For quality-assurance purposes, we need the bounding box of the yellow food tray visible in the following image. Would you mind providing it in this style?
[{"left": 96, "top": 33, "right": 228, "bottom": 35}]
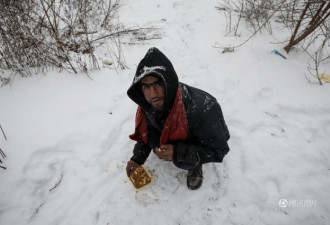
[{"left": 129, "top": 165, "right": 153, "bottom": 189}]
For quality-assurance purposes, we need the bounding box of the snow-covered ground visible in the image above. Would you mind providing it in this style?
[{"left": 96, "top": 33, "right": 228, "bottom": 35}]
[{"left": 1, "top": 0, "right": 330, "bottom": 224}]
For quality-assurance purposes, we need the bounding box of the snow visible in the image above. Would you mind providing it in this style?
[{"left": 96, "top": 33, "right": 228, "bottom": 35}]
[
  {"left": 133, "top": 66, "right": 166, "bottom": 83},
  {"left": 1, "top": 0, "right": 330, "bottom": 224}
]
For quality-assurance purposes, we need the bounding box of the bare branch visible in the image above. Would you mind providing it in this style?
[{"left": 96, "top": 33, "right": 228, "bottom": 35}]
[
  {"left": 284, "top": 1, "right": 312, "bottom": 53},
  {"left": 0, "top": 124, "right": 7, "bottom": 140},
  {"left": 49, "top": 174, "right": 64, "bottom": 192},
  {"left": 0, "top": 148, "right": 6, "bottom": 170},
  {"left": 284, "top": 2, "right": 330, "bottom": 53}
]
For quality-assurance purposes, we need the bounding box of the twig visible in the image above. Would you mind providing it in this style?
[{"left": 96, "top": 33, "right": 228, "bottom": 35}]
[
  {"left": 49, "top": 174, "right": 63, "bottom": 191},
  {"left": 172, "top": 185, "right": 180, "bottom": 194},
  {"left": 234, "top": 2, "right": 244, "bottom": 36},
  {"left": 284, "top": 2, "right": 330, "bottom": 53},
  {"left": 90, "top": 28, "right": 157, "bottom": 43},
  {"left": 0, "top": 148, "right": 6, "bottom": 158},
  {"left": 299, "top": 42, "right": 328, "bottom": 85},
  {"left": 0, "top": 148, "right": 6, "bottom": 169},
  {"left": 234, "top": 0, "right": 287, "bottom": 49},
  {"left": 30, "top": 202, "right": 45, "bottom": 221},
  {"left": 0, "top": 124, "right": 7, "bottom": 140},
  {"left": 215, "top": 0, "right": 287, "bottom": 51}
]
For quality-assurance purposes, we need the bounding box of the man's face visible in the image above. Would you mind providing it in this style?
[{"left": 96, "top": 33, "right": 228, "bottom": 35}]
[{"left": 141, "top": 76, "right": 165, "bottom": 111}]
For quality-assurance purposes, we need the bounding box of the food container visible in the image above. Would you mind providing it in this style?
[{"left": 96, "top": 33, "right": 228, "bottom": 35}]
[{"left": 129, "top": 165, "right": 153, "bottom": 189}]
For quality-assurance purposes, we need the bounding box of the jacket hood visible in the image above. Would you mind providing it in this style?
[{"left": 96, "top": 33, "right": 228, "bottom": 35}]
[{"left": 127, "top": 47, "right": 179, "bottom": 111}]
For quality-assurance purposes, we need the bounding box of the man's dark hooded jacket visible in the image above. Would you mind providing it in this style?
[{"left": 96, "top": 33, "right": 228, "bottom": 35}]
[{"left": 127, "top": 47, "right": 230, "bottom": 170}]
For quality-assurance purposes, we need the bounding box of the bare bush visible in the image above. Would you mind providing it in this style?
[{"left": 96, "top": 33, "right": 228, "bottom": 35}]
[
  {"left": 283, "top": 1, "right": 329, "bottom": 53},
  {"left": 0, "top": 0, "right": 145, "bottom": 79},
  {"left": 217, "top": 0, "right": 282, "bottom": 36},
  {"left": 217, "top": 0, "right": 329, "bottom": 85},
  {"left": 279, "top": 1, "right": 329, "bottom": 85},
  {"left": 305, "top": 43, "right": 329, "bottom": 85},
  {"left": 218, "top": 0, "right": 329, "bottom": 51}
]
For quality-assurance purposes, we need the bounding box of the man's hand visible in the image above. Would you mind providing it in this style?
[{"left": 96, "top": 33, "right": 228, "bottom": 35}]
[
  {"left": 126, "top": 160, "right": 140, "bottom": 177},
  {"left": 155, "top": 144, "right": 174, "bottom": 161}
]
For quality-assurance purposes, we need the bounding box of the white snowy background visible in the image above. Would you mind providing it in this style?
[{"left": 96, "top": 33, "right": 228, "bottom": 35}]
[{"left": 1, "top": 0, "right": 330, "bottom": 224}]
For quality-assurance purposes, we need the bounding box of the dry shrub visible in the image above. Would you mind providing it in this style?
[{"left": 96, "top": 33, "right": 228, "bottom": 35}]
[{"left": 0, "top": 0, "right": 139, "bottom": 80}]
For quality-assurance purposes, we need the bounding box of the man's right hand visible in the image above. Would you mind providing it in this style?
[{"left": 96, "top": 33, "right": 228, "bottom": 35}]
[{"left": 126, "top": 160, "right": 140, "bottom": 177}]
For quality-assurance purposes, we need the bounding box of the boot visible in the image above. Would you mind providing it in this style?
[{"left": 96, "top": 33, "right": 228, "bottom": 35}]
[{"left": 187, "top": 166, "right": 203, "bottom": 190}]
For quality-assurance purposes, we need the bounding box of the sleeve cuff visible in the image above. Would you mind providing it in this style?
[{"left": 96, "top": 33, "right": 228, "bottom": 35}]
[{"left": 130, "top": 155, "right": 144, "bottom": 165}]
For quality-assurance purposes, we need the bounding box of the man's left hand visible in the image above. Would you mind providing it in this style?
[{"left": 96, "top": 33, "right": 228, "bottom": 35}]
[{"left": 155, "top": 144, "right": 174, "bottom": 161}]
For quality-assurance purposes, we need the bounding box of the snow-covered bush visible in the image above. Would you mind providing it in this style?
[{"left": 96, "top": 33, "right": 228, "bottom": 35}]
[
  {"left": 0, "top": 0, "right": 128, "bottom": 77},
  {"left": 218, "top": 0, "right": 329, "bottom": 84}
]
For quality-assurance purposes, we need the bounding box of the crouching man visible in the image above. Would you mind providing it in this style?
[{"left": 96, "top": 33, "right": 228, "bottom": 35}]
[{"left": 126, "top": 47, "right": 230, "bottom": 190}]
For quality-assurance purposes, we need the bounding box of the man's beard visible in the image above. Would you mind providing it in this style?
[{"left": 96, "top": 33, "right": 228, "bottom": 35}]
[
  {"left": 151, "top": 103, "right": 166, "bottom": 112},
  {"left": 149, "top": 97, "right": 165, "bottom": 112}
]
